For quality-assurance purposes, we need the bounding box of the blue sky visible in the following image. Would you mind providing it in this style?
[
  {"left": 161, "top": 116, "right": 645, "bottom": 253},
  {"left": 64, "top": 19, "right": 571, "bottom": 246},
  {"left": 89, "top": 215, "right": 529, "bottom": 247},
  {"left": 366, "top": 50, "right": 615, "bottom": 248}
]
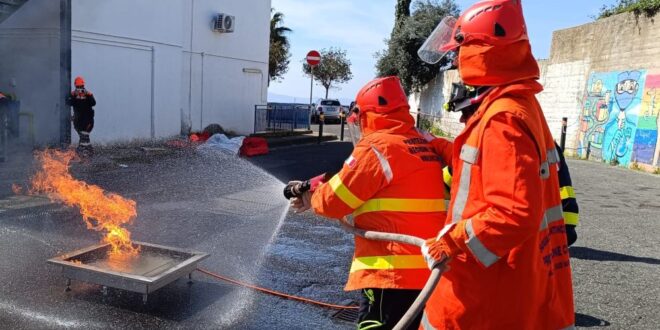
[{"left": 269, "top": 0, "right": 617, "bottom": 103}]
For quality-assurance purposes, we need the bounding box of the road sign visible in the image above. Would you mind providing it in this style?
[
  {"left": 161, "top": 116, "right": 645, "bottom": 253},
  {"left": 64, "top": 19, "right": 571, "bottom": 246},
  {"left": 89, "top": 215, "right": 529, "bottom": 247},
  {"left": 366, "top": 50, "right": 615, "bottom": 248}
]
[{"left": 306, "top": 50, "right": 321, "bottom": 66}]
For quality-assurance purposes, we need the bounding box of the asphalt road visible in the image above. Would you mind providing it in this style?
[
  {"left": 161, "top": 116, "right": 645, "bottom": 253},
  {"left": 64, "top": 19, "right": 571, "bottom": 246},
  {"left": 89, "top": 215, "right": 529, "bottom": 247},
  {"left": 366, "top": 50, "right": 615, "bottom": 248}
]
[{"left": 0, "top": 141, "right": 657, "bottom": 329}]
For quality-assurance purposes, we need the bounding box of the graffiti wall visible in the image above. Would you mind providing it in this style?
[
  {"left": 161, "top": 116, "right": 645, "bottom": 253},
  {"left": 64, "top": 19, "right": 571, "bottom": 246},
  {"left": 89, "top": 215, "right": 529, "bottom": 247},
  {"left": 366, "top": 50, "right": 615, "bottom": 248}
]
[
  {"left": 577, "top": 70, "right": 660, "bottom": 167},
  {"left": 633, "top": 74, "right": 660, "bottom": 167}
]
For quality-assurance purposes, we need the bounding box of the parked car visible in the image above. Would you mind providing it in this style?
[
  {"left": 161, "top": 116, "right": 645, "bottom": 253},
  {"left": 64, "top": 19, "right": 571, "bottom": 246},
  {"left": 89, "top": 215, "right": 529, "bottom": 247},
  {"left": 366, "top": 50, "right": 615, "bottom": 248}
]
[{"left": 313, "top": 99, "right": 342, "bottom": 123}]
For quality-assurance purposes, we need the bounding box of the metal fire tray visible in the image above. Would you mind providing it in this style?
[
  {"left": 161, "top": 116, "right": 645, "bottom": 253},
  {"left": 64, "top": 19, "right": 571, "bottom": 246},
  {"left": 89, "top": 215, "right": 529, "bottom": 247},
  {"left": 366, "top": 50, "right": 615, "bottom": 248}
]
[{"left": 47, "top": 241, "right": 209, "bottom": 303}]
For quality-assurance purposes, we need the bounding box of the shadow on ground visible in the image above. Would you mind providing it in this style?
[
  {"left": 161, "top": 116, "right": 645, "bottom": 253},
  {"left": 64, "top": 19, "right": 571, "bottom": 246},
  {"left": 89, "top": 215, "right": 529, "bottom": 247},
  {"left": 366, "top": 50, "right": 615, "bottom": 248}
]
[
  {"left": 67, "top": 279, "right": 230, "bottom": 322},
  {"left": 575, "top": 313, "right": 611, "bottom": 327},
  {"left": 570, "top": 247, "right": 660, "bottom": 265}
]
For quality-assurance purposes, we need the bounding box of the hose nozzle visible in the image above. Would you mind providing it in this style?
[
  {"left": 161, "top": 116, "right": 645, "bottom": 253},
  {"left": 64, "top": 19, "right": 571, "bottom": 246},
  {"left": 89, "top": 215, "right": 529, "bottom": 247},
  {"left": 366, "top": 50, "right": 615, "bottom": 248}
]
[{"left": 283, "top": 180, "right": 311, "bottom": 200}]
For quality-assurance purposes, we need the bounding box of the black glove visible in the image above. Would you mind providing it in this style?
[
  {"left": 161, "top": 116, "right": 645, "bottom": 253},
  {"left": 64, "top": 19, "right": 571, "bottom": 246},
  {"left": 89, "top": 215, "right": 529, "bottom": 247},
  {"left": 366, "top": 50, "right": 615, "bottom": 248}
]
[{"left": 565, "top": 225, "right": 577, "bottom": 247}]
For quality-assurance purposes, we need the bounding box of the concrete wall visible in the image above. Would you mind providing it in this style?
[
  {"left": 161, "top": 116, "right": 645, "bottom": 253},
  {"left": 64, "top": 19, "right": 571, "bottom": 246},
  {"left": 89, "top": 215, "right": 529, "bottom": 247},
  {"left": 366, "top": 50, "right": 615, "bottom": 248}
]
[
  {"left": 408, "top": 69, "right": 466, "bottom": 138},
  {"left": 411, "top": 11, "right": 660, "bottom": 170},
  {"left": 541, "top": 12, "right": 660, "bottom": 168},
  {"left": 69, "top": 0, "right": 269, "bottom": 143},
  {"left": 0, "top": 0, "right": 63, "bottom": 145}
]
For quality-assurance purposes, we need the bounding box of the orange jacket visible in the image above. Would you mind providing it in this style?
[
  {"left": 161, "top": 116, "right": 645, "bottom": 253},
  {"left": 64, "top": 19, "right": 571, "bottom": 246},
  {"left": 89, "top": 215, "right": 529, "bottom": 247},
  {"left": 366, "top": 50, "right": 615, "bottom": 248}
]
[
  {"left": 422, "top": 87, "right": 574, "bottom": 328},
  {"left": 311, "top": 107, "right": 447, "bottom": 291},
  {"left": 422, "top": 39, "right": 574, "bottom": 329}
]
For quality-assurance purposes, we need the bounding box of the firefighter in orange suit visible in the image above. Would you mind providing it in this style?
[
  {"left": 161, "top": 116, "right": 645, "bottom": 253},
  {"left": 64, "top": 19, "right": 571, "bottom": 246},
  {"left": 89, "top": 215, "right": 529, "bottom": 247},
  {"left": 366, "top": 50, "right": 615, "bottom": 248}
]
[
  {"left": 287, "top": 76, "right": 447, "bottom": 329},
  {"left": 416, "top": 1, "right": 575, "bottom": 329},
  {"left": 67, "top": 76, "right": 96, "bottom": 155}
]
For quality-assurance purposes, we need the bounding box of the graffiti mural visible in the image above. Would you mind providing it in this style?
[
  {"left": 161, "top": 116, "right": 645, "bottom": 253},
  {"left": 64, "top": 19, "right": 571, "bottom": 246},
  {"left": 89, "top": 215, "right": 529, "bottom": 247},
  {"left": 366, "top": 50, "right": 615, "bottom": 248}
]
[
  {"left": 633, "top": 74, "right": 660, "bottom": 166},
  {"left": 578, "top": 70, "right": 646, "bottom": 166}
]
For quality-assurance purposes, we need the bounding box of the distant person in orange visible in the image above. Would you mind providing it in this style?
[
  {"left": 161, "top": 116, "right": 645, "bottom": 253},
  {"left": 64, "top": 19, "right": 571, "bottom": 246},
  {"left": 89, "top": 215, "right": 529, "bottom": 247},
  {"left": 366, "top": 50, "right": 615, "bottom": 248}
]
[
  {"left": 286, "top": 76, "right": 447, "bottom": 329},
  {"left": 67, "top": 76, "right": 96, "bottom": 155},
  {"left": 416, "top": 0, "right": 575, "bottom": 328}
]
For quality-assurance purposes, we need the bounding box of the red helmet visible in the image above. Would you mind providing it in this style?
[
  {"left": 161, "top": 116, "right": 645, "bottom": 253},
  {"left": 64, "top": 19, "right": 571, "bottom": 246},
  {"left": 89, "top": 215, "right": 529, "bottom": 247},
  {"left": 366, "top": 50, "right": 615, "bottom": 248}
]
[
  {"left": 74, "top": 76, "right": 85, "bottom": 87},
  {"left": 355, "top": 76, "right": 408, "bottom": 114},
  {"left": 418, "top": 0, "right": 529, "bottom": 64},
  {"left": 449, "top": 0, "right": 528, "bottom": 49}
]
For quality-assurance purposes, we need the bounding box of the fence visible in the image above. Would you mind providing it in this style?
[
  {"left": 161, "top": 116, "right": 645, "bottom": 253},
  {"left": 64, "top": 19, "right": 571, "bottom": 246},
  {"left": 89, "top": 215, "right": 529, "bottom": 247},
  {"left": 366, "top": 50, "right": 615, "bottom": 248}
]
[{"left": 254, "top": 103, "right": 311, "bottom": 133}]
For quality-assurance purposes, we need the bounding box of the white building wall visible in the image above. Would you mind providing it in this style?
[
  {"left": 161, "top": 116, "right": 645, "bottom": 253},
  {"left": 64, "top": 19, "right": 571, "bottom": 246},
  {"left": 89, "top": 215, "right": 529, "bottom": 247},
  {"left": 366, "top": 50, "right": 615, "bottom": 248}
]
[
  {"left": 182, "top": 0, "right": 270, "bottom": 134},
  {"left": 69, "top": 0, "right": 269, "bottom": 143},
  {"left": 71, "top": 0, "right": 184, "bottom": 143},
  {"left": 0, "top": 0, "right": 62, "bottom": 145}
]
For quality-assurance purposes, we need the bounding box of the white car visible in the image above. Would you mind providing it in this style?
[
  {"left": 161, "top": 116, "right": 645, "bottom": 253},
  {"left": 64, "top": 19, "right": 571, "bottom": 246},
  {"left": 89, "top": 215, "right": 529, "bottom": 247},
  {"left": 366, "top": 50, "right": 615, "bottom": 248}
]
[{"left": 313, "top": 99, "right": 342, "bottom": 123}]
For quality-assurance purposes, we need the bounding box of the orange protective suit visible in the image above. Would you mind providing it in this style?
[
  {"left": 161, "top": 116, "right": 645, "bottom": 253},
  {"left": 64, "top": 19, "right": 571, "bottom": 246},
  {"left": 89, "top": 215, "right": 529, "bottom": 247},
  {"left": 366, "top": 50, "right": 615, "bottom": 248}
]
[
  {"left": 311, "top": 77, "right": 447, "bottom": 291},
  {"left": 421, "top": 41, "right": 575, "bottom": 330}
]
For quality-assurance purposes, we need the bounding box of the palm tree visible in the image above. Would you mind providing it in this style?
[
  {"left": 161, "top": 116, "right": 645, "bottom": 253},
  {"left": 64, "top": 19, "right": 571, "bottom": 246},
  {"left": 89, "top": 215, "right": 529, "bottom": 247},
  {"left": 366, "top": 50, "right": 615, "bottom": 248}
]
[{"left": 269, "top": 9, "right": 292, "bottom": 83}]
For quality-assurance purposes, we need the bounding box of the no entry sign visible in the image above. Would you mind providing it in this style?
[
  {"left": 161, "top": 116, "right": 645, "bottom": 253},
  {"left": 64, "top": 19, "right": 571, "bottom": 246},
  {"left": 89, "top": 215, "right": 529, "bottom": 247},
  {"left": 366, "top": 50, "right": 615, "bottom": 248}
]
[{"left": 306, "top": 50, "right": 321, "bottom": 66}]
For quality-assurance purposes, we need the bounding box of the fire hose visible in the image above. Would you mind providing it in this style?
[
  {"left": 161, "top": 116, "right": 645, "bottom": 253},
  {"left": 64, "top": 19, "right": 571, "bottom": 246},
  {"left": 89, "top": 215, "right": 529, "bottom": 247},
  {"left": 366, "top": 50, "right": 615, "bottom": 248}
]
[{"left": 283, "top": 183, "right": 447, "bottom": 330}]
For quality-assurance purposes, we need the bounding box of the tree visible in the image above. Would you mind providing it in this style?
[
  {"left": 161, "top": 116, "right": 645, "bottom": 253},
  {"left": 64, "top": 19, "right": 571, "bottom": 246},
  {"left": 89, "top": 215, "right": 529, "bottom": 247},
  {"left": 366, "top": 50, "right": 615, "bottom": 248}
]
[
  {"left": 596, "top": 0, "right": 660, "bottom": 19},
  {"left": 302, "top": 48, "right": 353, "bottom": 99},
  {"left": 376, "top": 0, "right": 459, "bottom": 94},
  {"left": 395, "top": 0, "right": 413, "bottom": 30},
  {"left": 269, "top": 9, "right": 292, "bottom": 84}
]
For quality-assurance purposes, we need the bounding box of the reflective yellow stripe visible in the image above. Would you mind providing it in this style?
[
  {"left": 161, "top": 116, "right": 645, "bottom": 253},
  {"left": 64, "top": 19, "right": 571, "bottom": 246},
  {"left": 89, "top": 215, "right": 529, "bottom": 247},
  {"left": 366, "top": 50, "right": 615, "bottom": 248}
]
[
  {"left": 329, "top": 175, "right": 364, "bottom": 209},
  {"left": 560, "top": 186, "right": 576, "bottom": 200},
  {"left": 443, "top": 167, "right": 452, "bottom": 186},
  {"left": 353, "top": 198, "right": 446, "bottom": 217},
  {"left": 350, "top": 255, "right": 427, "bottom": 273},
  {"left": 563, "top": 211, "right": 579, "bottom": 225}
]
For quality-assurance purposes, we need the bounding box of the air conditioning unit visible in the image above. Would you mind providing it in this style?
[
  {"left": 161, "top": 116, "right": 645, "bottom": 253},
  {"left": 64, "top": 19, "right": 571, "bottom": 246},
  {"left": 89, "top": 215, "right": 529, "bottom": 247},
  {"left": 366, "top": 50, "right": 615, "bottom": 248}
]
[{"left": 213, "top": 13, "right": 235, "bottom": 33}]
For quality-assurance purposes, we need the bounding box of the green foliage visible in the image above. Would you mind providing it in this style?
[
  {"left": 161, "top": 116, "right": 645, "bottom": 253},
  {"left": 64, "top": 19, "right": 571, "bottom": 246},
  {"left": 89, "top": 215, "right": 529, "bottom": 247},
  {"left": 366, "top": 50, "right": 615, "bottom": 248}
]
[
  {"left": 431, "top": 126, "right": 452, "bottom": 138},
  {"left": 596, "top": 0, "right": 660, "bottom": 19},
  {"left": 653, "top": 167, "right": 660, "bottom": 174},
  {"left": 376, "top": 0, "right": 460, "bottom": 94},
  {"left": 302, "top": 48, "right": 353, "bottom": 99},
  {"left": 418, "top": 117, "right": 433, "bottom": 132},
  {"left": 630, "top": 160, "right": 643, "bottom": 171},
  {"left": 418, "top": 117, "right": 452, "bottom": 137},
  {"left": 269, "top": 10, "right": 292, "bottom": 83}
]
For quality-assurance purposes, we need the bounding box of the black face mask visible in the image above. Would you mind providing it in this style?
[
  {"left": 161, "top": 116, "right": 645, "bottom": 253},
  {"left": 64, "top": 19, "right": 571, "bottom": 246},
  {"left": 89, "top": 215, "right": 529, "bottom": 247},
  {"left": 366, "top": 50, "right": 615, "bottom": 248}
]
[
  {"left": 438, "top": 50, "right": 458, "bottom": 72},
  {"left": 445, "top": 83, "right": 493, "bottom": 123}
]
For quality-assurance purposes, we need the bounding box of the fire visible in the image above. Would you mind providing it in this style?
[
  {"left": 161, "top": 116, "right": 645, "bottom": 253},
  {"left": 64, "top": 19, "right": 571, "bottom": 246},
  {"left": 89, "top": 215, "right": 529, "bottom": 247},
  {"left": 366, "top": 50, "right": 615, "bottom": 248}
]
[
  {"left": 29, "top": 149, "right": 139, "bottom": 256},
  {"left": 11, "top": 183, "right": 23, "bottom": 195}
]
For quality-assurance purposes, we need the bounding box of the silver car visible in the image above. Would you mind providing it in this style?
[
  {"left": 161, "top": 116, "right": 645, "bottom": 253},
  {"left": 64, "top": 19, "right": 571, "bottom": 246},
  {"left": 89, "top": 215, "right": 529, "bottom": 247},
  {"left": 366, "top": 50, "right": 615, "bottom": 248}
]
[{"left": 314, "top": 99, "right": 342, "bottom": 123}]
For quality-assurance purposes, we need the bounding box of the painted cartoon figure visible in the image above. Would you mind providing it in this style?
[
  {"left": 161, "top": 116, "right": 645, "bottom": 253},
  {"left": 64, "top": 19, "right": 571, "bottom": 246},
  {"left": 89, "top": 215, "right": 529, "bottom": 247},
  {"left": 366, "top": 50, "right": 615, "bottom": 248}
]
[
  {"left": 610, "top": 110, "right": 633, "bottom": 159},
  {"left": 603, "top": 71, "right": 643, "bottom": 164},
  {"left": 614, "top": 72, "right": 641, "bottom": 110}
]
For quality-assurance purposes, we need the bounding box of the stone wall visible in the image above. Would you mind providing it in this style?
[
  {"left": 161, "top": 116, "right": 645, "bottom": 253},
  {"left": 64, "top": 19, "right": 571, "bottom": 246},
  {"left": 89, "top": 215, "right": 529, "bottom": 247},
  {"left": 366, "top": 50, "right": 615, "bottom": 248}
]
[
  {"left": 545, "top": 11, "right": 660, "bottom": 168},
  {"left": 411, "top": 11, "right": 660, "bottom": 170}
]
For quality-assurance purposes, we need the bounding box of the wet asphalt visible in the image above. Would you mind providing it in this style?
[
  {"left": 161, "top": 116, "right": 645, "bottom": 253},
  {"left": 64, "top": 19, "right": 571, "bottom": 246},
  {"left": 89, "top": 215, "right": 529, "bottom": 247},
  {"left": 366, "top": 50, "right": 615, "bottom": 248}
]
[
  {"left": 0, "top": 141, "right": 356, "bottom": 330},
  {"left": 0, "top": 141, "right": 658, "bottom": 329}
]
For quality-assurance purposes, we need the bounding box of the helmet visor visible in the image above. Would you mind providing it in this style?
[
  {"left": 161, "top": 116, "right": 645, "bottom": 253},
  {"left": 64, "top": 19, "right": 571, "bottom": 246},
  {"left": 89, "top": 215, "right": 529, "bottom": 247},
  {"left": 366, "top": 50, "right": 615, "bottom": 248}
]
[{"left": 418, "top": 16, "right": 458, "bottom": 65}]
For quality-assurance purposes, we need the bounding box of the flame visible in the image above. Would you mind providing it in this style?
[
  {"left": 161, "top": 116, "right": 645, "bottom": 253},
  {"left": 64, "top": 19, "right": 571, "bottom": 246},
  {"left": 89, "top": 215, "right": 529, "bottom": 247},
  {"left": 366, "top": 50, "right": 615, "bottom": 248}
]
[
  {"left": 11, "top": 183, "right": 23, "bottom": 195},
  {"left": 29, "top": 149, "right": 139, "bottom": 256}
]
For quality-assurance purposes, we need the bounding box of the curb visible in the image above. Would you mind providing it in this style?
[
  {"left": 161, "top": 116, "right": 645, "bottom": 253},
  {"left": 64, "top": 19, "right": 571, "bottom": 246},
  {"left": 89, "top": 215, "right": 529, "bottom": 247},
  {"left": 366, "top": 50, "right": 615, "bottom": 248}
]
[{"left": 266, "top": 134, "right": 338, "bottom": 148}]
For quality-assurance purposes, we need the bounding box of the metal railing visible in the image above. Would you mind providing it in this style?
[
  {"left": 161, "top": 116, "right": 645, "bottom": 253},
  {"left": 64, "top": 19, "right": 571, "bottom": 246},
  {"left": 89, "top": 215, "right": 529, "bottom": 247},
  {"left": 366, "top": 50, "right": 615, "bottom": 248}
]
[{"left": 254, "top": 103, "right": 311, "bottom": 133}]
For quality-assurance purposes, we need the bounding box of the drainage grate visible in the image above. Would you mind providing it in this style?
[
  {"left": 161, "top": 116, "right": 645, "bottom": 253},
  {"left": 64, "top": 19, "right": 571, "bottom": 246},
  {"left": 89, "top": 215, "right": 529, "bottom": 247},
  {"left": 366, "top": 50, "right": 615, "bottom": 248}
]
[{"left": 331, "top": 303, "right": 359, "bottom": 323}]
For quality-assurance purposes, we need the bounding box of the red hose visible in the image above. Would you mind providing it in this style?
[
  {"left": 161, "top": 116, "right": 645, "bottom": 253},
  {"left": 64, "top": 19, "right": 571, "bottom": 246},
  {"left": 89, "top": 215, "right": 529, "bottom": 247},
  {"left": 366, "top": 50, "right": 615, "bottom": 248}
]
[{"left": 196, "top": 267, "right": 358, "bottom": 310}]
